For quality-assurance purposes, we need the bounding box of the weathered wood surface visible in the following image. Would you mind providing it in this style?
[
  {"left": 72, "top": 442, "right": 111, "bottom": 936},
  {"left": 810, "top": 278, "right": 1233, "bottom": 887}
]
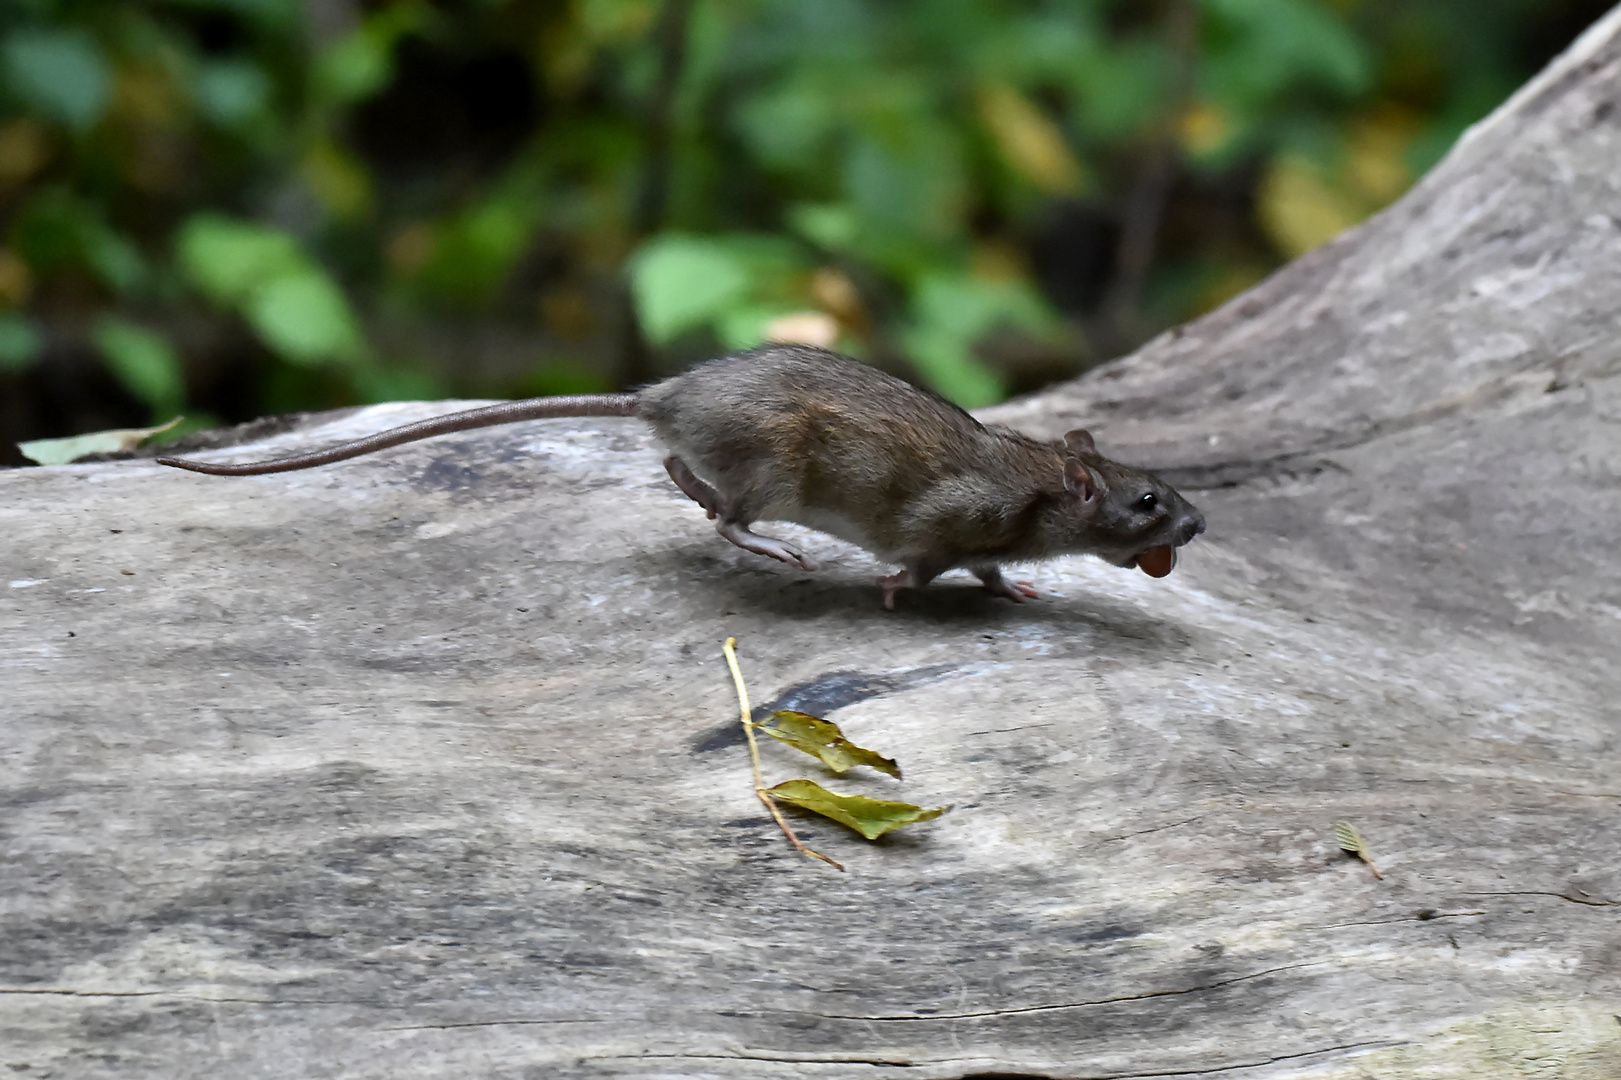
[{"left": 6, "top": 12, "right": 1621, "bottom": 1079}]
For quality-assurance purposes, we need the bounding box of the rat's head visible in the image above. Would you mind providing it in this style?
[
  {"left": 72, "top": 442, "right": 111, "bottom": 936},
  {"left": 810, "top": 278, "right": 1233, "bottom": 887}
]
[{"left": 1050, "top": 430, "right": 1205, "bottom": 577}]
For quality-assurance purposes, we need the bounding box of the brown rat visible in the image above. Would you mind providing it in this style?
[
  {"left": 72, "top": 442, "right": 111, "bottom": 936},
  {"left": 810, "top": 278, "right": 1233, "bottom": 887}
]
[{"left": 159, "top": 344, "right": 1205, "bottom": 607}]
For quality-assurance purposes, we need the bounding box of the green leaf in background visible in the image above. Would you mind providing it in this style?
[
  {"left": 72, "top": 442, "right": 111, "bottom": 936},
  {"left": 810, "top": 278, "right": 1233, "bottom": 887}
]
[
  {"left": 302, "top": 137, "right": 374, "bottom": 219},
  {"left": 786, "top": 203, "right": 859, "bottom": 251},
  {"left": 11, "top": 189, "right": 146, "bottom": 295},
  {"left": 314, "top": 29, "right": 394, "bottom": 105},
  {"left": 765, "top": 779, "right": 946, "bottom": 841},
  {"left": 413, "top": 197, "right": 537, "bottom": 308},
  {"left": 83, "top": 230, "right": 145, "bottom": 296},
  {"left": 246, "top": 270, "right": 364, "bottom": 365},
  {"left": 630, "top": 234, "right": 751, "bottom": 344},
  {"left": 631, "top": 233, "right": 812, "bottom": 346},
  {"left": 980, "top": 10, "right": 1100, "bottom": 84},
  {"left": 903, "top": 328, "right": 1002, "bottom": 407},
  {"left": 177, "top": 214, "right": 366, "bottom": 366},
  {"left": 94, "top": 316, "right": 184, "bottom": 417},
  {"left": 348, "top": 363, "right": 443, "bottom": 404},
  {"left": 1, "top": 28, "right": 112, "bottom": 131},
  {"left": 716, "top": 304, "right": 800, "bottom": 351},
  {"left": 758, "top": 711, "right": 902, "bottom": 778},
  {"left": 18, "top": 416, "right": 182, "bottom": 466},
  {"left": 845, "top": 124, "right": 967, "bottom": 245},
  {"left": 1203, "top": 0, "right": 1371, "bottom": 108},
  {"left": 312, "top": 1, "right": 423, "bottom": 106},
  {"left": 0, "top": 312, "right": 43, "bottom": 372},
  {"left": 177, "top": 214, "right": 304, "bottom": 306},
  {"left": 1068, "top": 36, "right": 1172, "bottom": 141},
  {"left": 733, "top": 75, "right": 838, "bottom": 172},
  {"left": 902, "top": 271, "right": 1058, "bottom": 407},
  {"left": 193, "top": 60, "right": 272, "bottom": 127}
]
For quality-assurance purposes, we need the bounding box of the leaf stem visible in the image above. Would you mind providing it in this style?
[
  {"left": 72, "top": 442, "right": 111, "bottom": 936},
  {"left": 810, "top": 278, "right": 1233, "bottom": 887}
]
[{"left": 722, "top": 638, "right": 843, "bottom": 872}]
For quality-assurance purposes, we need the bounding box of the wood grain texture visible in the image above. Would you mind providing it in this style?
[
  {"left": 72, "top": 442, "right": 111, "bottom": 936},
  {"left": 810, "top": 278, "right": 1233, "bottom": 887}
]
[{"left": 6, "top": 10, "right": 1621, "bottom": 1078}]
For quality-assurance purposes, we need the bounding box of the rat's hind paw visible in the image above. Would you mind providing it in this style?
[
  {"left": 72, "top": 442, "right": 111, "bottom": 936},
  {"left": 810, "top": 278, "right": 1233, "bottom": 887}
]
[
  {"left": 716, "top": 520, "right": 820, "bottom": 572},
  {"left": 769, "top": 544, "right": 820, "bottom": 572}
]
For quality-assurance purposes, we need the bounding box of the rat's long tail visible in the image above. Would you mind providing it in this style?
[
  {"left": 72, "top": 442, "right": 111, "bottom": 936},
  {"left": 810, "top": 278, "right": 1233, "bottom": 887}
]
[{"left": 157, "top": 394, "right": 640, "bottom": 476}]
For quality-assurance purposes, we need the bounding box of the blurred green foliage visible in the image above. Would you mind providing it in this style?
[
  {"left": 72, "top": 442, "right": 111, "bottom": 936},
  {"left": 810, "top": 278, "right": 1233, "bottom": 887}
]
[{"left": 0, "top": 0, "right": 1609, "bottom": 454}]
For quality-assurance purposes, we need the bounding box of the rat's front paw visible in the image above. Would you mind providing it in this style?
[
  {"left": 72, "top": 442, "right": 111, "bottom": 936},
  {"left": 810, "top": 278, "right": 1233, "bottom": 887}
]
[
  {"left": 976, "top": 568, "right": 1038, "bottom": 603},
  {"left": 993, "top": 580, "right": 1039, "bottom": 602},
  {"left": 877, "top": 570, "right": 914, "bottom": 610}
]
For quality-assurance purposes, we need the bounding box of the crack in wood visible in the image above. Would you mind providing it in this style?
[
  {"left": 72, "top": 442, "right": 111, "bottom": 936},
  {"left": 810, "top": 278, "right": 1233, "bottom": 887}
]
[
  {"left": 1096, "top": 815, "right": 1207, "bottom": 844},
  {"left": 815, "top": 960, "right": 1333, "bottom": 1022},
  {"left": 1460, "top": 890, "right": 1618, "bottom": 907},
  {"left": 1298, "top": 910, "right": 1487, "bottom": 930},
  {"left": 581, "top": 1051, "right": 917, "bottom": 1067},
  {"left": 578, "top": 1038, "right": 1397, "bottom": 1077},
  {"left": 0, "top": 987, "right": 376, "bottom": 1006},
  {"left": 0, "top": 988, "right": 164, "bottom": 999},
  {"left": 381, "top": 1018, "right": 609, "bottom": 1031}
]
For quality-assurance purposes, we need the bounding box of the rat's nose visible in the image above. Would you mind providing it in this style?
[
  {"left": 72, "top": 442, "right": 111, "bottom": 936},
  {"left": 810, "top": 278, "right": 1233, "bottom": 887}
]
[{"left": 1174, "top": 511, "right": 1205, "bottom": 545}]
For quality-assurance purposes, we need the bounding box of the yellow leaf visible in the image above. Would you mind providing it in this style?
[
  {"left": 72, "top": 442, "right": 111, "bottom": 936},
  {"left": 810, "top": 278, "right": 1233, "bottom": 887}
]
[
  {"left": 385, "top": 221, "right": 437, "bottom": 277},
  {"left": 18, "top": 416, "right": 183, "bottom": 465},
  {"left": 0, "top": 118, "right": 50, "bottom": 188},
  {"left": 1346, "top": 105, "right": 1420, "bottom": 204},
  {"left": 977, "top": 83, "right": 1086, "bottom": 195},
  {"left": 1257, "top": 155, "right": 1363, "bottom": 258},
  {"left": 766, "top": 779, "right": 947, "bottom": 841},
  {"left": 303, "top": 137, "right": 374, "bottom": 220},
  {"left": 1333, "top": 820, "right": 1384, "bottom": 879},
  {"left": 1177, "top": 101, "right": 1230, "bottom": 157},
  {"left": 757, "top": 710, "right": 902, "bottom": 778},
  {"left": 0, "top": 248, "right": 33, "bottom": 307},
  {"left": 113, "top": 62, "right": 179, "bottom": 127}
]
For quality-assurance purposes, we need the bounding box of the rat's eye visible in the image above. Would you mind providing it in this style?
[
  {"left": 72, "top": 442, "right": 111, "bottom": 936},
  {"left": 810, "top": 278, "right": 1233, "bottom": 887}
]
[{"left": 1135, "top": 493, "right": 1158, "bottom": 512}]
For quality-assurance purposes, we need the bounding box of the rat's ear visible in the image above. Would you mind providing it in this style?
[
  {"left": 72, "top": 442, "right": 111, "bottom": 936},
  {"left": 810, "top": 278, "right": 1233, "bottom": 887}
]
[
  {"left": 1064, "top": 429, "right": 1096, "bottom": 457},
  {"left": 1064, "top": 458, "right": 1098, "bottom": 502}
]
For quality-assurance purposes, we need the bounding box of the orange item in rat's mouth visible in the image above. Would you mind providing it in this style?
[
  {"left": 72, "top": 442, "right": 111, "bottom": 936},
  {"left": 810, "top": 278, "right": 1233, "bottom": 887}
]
[{"left": 1131, "top": 546, "right": 1177, "bottom": 578}]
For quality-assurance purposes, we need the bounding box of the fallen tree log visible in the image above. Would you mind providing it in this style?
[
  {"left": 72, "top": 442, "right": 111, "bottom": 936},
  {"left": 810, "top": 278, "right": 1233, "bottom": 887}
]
[{"left": 5, "top": 9, "right": 1621, "bottom": 1078}]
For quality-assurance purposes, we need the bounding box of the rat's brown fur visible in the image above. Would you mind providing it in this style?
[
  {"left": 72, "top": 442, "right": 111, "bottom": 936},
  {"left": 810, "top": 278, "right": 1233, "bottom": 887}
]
[{"left": 160, "top": 344, "right": 1204, "bottom": 607}]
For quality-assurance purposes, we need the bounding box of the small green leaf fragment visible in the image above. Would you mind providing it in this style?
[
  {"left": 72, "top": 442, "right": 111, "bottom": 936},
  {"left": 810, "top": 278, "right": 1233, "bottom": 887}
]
[
  {"left": 94, "top": 316, "right": 184, "bottom": 416},
  {"left": 246, "top": 270, "right": 364, "bottom": 365},
  {"left": 2, "top": 29, "right": 112, "bottom": 131},
  {"left": 758, "top": 710, "right": 901, "bottom": 778},
  {"left": 1332, "top": 820, "right": 1366, "bottom": 855},
  {"left": 193, "top": 60, "right": 272, "bottom": 127},
  {"left": 0, "top": 313, "right": 43, "bottom": 371},
  {"left": 765, "top": 779, "right": 946, "bottom": 841},
  {"left": 313, "top": 27, "right": 394, "bottom": 104},
  {"left": 177, "top": 214, "right": 304, "bottom": 307},
  {"left": 18, "top": 416, "right": 183, "bottom": 465},
  {"left": 1333, "top": 820, "right": 1383, "bottom": 879},
  {"left": 629, "top": 234, "right": 751, "bottom": 344},
  {"left": 786, "top": 202, "right": 858, "bottom": 249}
]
